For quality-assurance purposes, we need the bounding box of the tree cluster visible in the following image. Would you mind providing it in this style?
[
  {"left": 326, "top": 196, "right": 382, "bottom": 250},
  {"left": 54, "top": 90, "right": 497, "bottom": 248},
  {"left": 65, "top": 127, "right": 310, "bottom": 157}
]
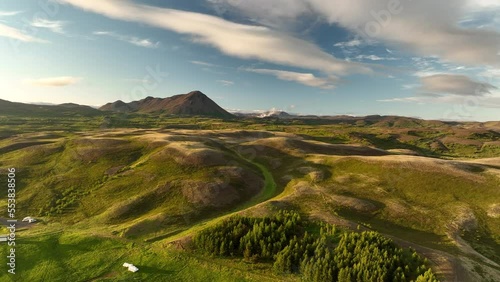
[
  {"left": 194, "top": 210, "right": 301, "bottom": 262},
  {"left": 193, "top": 211, "right": 439, "bottom": 282}
]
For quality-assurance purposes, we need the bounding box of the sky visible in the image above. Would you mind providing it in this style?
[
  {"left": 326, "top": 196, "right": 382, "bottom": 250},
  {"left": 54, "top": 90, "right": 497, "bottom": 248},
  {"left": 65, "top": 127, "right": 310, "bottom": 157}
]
[{"left": 0, "top": 0, "right": 499, "bottom": 121}]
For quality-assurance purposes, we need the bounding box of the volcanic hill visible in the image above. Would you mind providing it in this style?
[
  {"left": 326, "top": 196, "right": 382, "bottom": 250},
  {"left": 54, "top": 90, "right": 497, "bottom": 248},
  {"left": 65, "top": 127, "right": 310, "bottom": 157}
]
[{"left": 100, "top": 90, "right": 233, "bottom": 118}]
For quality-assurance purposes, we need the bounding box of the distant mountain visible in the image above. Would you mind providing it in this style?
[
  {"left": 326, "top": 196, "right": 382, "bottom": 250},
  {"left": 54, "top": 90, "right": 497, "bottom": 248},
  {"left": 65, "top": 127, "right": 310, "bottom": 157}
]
[
  {"left": 0, "top": 99, "right": 102, "bottom": 117},
  {"left": 231, "top": 109, "right": 295, "bottom": 119},
  {"left": 258, "top": 109, "right": 292, "bottom": 119},
  {"left": 100, "top": 91, "right": 234, "bottom": 118}
]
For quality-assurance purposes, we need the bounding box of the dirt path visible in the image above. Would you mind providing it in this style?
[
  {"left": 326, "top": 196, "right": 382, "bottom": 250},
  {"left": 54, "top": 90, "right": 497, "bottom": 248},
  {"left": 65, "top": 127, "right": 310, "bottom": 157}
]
[
  {"left": 308, "top": 212, "right": 476, "bottom": 282},
  {"left": 386, "top": 235, "right": 471, "bottom": 282}
]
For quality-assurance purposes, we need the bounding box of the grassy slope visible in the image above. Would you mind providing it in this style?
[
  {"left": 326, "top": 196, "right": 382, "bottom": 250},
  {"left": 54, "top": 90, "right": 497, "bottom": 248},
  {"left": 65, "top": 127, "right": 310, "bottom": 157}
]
[
  {"left": 2, "top": 114, "right": 499, "bottom": 158},
  {"left": 0, "top": 115, "right": 499, "bottom": 281},
  {"left": 0, "top": 231, "right": 294, "bottom": 282}
]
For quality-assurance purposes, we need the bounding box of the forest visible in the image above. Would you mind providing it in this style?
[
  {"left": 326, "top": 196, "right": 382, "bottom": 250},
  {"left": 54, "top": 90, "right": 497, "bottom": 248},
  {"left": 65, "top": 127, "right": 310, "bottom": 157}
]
[{"left": 194, "top": 210, "right": 439, "bottom": 282}]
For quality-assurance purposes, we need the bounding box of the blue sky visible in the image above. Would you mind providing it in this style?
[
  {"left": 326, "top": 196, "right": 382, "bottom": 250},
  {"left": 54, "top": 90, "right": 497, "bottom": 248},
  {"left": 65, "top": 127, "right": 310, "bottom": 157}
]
[{"left": 0, "top": 0, "right": 499, "bottom": 121}]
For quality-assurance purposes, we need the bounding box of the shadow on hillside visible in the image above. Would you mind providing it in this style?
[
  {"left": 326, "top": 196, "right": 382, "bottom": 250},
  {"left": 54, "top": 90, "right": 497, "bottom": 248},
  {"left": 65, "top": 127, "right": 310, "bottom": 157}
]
[
  {"left": 298, "top": 135, "right": 348, "bottom": 145},
  {"left": 350, "top": 132, "right": 440, "bottom": 157},
  {"left": 0, "top": 141, "right": 54, "bottom": 155},
  {"left": 336, "top": 208, "right": 459, "bottom": 254},
  {"left": 135, "top": 265, "right": 175, "bottom": 275},
  {"left": 235, "top": 143, "right": 334, "bottom": 190}
]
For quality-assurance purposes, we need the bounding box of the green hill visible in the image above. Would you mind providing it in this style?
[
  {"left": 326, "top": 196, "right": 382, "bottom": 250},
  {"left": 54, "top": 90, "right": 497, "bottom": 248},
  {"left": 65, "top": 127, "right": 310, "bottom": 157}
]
[{"left": 0, "top": 119, "right": 499, "bottom": 281}]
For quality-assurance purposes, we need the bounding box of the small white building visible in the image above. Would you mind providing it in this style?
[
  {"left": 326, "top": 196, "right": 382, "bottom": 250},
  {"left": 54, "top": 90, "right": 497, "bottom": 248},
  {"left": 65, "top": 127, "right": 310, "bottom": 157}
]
[
  {"left": 123, "top": 262, "right": 139, "bottom": 273},
  {"left": 22, "top": 217, "right": 36, "bottom": 223}
]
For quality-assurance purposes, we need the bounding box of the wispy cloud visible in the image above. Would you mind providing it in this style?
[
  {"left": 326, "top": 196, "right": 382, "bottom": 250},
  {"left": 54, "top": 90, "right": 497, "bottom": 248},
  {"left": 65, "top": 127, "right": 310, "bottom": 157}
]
[
  {"left": 190, "top": 60, "right": 217, "bottom": 67},
  {"left": 213, "top": 0, "right": 500, "bottom": 67},
  {"left": 0, "top": 23, "right": 48, "bottom": 42},
  {"left": 379, "top": 94, "right": 500, "bottom": 109},
  {"left": 93, "top": 31, "right": 160, "bottom": 48},
  {"left": 246, "top": 68, "right": 339, "bottom": 89},
  {"left": 217, "top": 80, "right": 234, "bottom": 86},
  {"left": 401, "top": 84, "right": 419, "bottom": 90},
  {"left": 60, "top": 0, "right": 372, "bottom": 76},
  {"left": 31, "top": 18, "right": 65, "bottom": 34},
  {"left": 334, "top": 39, "right": 362, "bottom": 48},
  {"left": 420, "top": 74, "right": 497, "bottom": 96},
  {"left": 24, "top": 76, "right": 82, "bottom": 87},
  {"left": 479, "top": 68, "right": 500, "bottom": 79},
  {"left": 0, "top": 11, "right": 22, "bottom": 17},
  {"left": 381, "top": 74, "right": 500, "bottom": 110},
  {"left": 355, "top": 55, "right": 398, "bottom": 61}
]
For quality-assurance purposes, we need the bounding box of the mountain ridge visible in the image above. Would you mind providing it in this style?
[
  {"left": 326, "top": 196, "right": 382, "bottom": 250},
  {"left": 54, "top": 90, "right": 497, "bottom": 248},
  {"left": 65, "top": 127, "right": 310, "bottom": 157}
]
[{"left": 100, "top": 90, "right": 234, "bottom": 118}]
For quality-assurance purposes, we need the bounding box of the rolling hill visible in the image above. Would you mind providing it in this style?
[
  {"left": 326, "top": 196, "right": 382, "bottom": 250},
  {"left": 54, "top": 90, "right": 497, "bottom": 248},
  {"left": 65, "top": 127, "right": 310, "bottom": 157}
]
[
  {"left": 0, "top": 99, "right": 102, "bottom": 117},
  {"left": 0, "top": 125, "right": 499, "bottom": 281},
  {"left": 0, "top": 97, "right": 499, "bottom": 281}
]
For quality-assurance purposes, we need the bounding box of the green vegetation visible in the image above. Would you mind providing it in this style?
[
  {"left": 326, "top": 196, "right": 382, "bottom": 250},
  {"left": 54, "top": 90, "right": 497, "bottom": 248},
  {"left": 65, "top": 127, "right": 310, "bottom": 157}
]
[
  {"left": 0, "top": 232, "right": 277, "bottom": 282},
  {"left": 0, "top": 112, "right": 498, "bottom": 281},
  {"left": 194, "top": 211, "right": 438, "bottom": 281},
  {"left": 2, "top": 113, "right": 499, "bottom": 158}
]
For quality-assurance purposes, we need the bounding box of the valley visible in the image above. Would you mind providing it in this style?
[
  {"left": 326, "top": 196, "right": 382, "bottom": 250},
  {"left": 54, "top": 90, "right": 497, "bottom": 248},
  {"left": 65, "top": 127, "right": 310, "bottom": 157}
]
[{"left": 0, "top": 110, "right": 499, "bottom": 281}]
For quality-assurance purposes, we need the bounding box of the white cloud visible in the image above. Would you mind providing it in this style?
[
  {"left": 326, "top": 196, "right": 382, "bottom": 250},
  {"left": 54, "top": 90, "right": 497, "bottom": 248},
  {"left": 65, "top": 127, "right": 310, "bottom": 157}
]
[
  {"left": 314, "top": 0, "right": 500, "bottom": 67},
  {"left": 31, "top": 18, "right": 65, "bottom": 34},
  {"left": 334, "top": 39, "right": 362, "bottom": 48},
  {"left": 355, "top": 55, "right": 398, "bottom": 61},
  {"left": 190, "top": 60, "right": 217, "bottom": 67},
  {"left": 402, "top": 84, "right": 419, "bottom": 90},
  {"left": 379, "top": 93, "right": 500, "bottom": 109},
  {"left": 60, "top": 0, "right": 372, "bottom": 76},
  {"left": 246, "top": 68, "right": 339, "bottom": 89},
  {"left": 0, "top": 23, "right": 48, "bottom": 42},
  {"left": 208, "top": 0, "right": 311, "bottom": 29},
  {"left": 0, "top": 11, "right": 22, "bottom": 17},
  {"left": 413, "top": 70, "right": 442, "bottom": 78},
  {"left": 381, "top": 73, "right": 500, "bottom": 111},
  {"left": 212, "top": 0, "right": 500, "bottom": 67},
  {"left": 469, "top": 0, "right": 500, "bottom": 9},
  {"left": 24, "top": 76, "right": 82, "bottom": 87},
  {"left": 479, "top": 68, "right": 500, "bottom": 79},
  {"left": 420, "top": 74, "right": 496, "bottom": 96},
  {"left": 217, "top": 80, "right": 234, "bottom": 86},
  {"left": 93, "top": 31, "right": 159, "bottom": 48}
]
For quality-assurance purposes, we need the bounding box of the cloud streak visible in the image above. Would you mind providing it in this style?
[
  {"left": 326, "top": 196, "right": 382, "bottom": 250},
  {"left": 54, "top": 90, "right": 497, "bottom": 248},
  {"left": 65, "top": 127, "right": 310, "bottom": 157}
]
[
  {"left": 213, "top": 0, "right": 500, "bottom": 67},
  {"left": 190, "top": 60, "right": 217, "bottom": 67},
  {"left": 380, "top": 73, "right": 500, "bottom": 110},
  {"left": 0, "top": 11, "right": 22, "bottom": 17},
  {"left": 355, "top": 55, "right": 398, "bottom": 61},
  {"left": 247, "top": 68, "right": 339, "bottom": 89},
  {"left": 379, "top": 94, "right": 500, "bottom": 109},
  {"left": 217, "top": 80, "right": 234, "bottom": 86},
  {"left": 31, "top": 18, "right": 65, "bottom": 33},
  {"left": 60, "top": 0, "right": 372, "bottom": 76},
  {"left": 24, "top": 76, "right": 82, "bottom": 87},
  {"left": 420, "top": 74, "right": 497, "bottom": 96},
  {"left": 93, "top": 31, "right": 159, "bottom": 48},
  {"left": 0, "top": 23, "right": 48, "bottom": 43}
]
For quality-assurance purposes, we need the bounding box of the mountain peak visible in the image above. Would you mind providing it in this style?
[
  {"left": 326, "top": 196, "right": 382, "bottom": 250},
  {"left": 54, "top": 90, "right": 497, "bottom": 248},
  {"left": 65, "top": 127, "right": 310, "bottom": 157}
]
[
  {"left": 186, "top": 90, "right": 205, "bottom": 97},
  {"left": 100, "top": 91, "right": 233, "bottom": 118}
]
